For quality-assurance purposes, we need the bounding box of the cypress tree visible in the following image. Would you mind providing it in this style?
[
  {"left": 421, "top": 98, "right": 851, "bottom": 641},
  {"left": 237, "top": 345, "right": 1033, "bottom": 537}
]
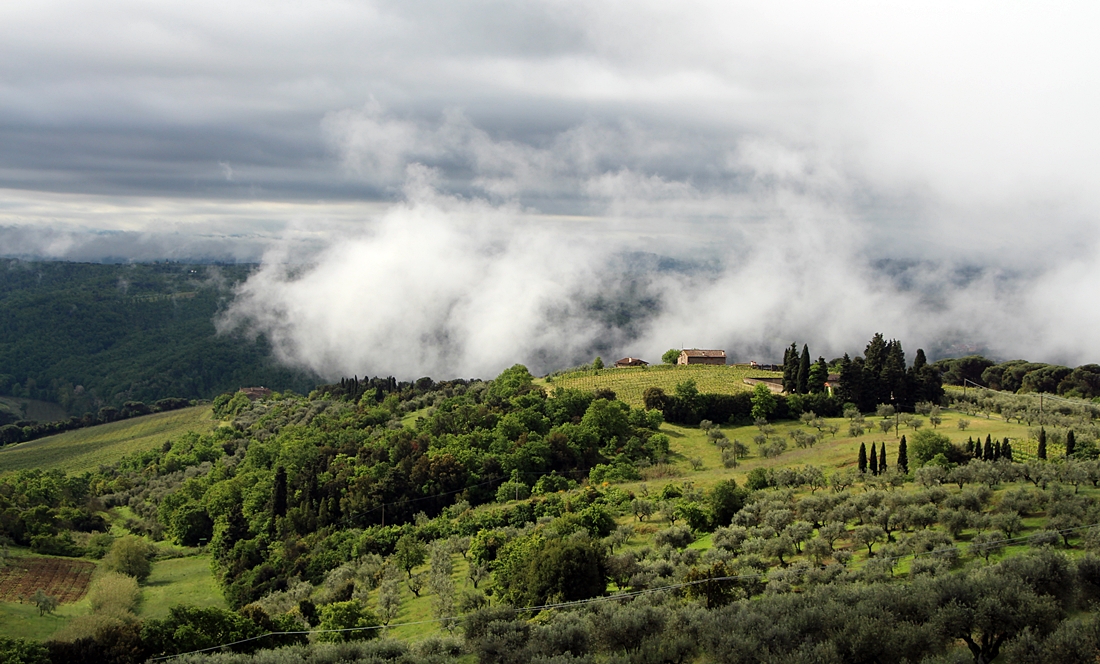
[
  {"left": 983, "top": 438, "right": 993, "bottom": 461},
  {"left": 1038, "top": 428, "right": 1047, "bottom": 460},
  {"left": 898, "top": 435, "right": 908, "bottom": 473},
  {"left": 993, "top": 440, "right": 1001, "bottom": 460},
  {"left": 879, "top": 442, "right": 887, "bottom": 474},
  {"left": 858, "top": 443, "right": 868, "bottom": 474},
  {"left": 966, "top": 437, "right": 974, "bottom": 457},
  {"left": 869, "top": 443, "right": 878, "bottom": 475},
  {"left": 797, "top": 345, "right": 811, "bottom": 395},
  {"left": 273, "top": 466, "right": 288, "bottom": 518},
  {"left": 1067, "top": 430, "right": 1076, "bottom": 458},
  {"left": 1003, "top": 438, "right": 1013, "bottom": 462},
  {"left": 783, "top": 343, "right": 799, "bottom": 393}
]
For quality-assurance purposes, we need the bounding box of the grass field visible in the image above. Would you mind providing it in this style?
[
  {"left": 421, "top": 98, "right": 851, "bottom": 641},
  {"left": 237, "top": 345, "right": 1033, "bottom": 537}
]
[
  {"left": 539, "top": 364, "right": 781, "bottom": 408},
  {"left": 618, "top": 407, "right": 1036, "bottom": 494},
  {"left": 0, "top": 405, "right": 216, "bottom": 474},
  {"left": 141, "top": 555, "right": 225, "bottom": 618},
  {"left": 0, "top": 396, "right": 68, "bottom": 423}
]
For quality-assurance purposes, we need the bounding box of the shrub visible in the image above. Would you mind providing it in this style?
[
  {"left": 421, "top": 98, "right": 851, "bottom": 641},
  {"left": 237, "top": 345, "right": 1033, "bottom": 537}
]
[
  {"left": 103, "top": 535, "right": 153, "bottom": 582},
  {"left": 88, "top": 572, "right": 141, "bottom": 616},
  {"left": 315, "top": 599, "right": 381, "bottom": 642}
]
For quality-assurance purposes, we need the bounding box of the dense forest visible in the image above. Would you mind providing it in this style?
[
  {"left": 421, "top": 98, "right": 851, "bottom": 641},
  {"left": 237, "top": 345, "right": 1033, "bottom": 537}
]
[
  {"left": 0, "top": 260, "right": 319, "bottom": 416},
  {"left": 933, "top": 355, "right": 1100, "bottom": 400}
]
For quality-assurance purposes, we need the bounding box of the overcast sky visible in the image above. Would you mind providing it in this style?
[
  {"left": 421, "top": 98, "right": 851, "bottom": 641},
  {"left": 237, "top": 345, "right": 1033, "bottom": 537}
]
[{"left": 3, "top": 2, "right": 1099, "bottom": 376}]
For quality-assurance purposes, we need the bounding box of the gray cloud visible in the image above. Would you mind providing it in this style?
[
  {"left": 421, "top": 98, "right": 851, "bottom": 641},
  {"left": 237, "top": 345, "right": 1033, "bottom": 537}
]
[{"left": 3, "top": 2, "right": 1099, "bottom": 374}]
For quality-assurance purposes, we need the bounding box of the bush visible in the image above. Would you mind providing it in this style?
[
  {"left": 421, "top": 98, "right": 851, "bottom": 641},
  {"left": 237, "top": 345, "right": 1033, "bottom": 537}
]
[
  {"left": 909, "top": 430, "right": 953, "bottom": 468},
  {"left": 103, "top": 535, "right": 153, "bottom": 582},
  {"left": 654, "top": 525, "right": 694, "bottom": 549},
  {"left": 315, "top": 599, "right": 381, "bottom": 642},
  {"left": 88, "top": 572, "right": 142, "bottom": 616}
]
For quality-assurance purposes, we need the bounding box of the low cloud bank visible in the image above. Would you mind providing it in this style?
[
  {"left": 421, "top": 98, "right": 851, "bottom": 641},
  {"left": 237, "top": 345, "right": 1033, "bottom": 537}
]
[{"left": 217, "top": 110, "right": 1100, "bottom": 380}]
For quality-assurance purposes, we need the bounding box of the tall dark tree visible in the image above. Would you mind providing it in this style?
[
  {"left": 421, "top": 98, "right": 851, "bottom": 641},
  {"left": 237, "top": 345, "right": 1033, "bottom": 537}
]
[
  {"left": 983, "top": 437, "right": 993, "bottom": 461},
  {"left": 782, "top": 343, "right": 799, "bottom": 393},
  {"left": 879, "top": 442, "right": 887, "bottom": 474},
  {"left": 965, "top": 437, "right": 975, "bottom": 457},
  {"left": 808, "top": 357, "right": 829, "bottom": 394},
  {"left": 1037, "top": 428, "right": 1047, "bottom": 460},
  {"left": 869, "top": 443, "right": 878, "bottom": 476},
  {"left": 1003, "top": 438, "right": 1013, "bottom": 462},
  {"left": 797, "top": 345, "right": 811, "bottom": 395},
  {"left": 858, "top": 443, "right": 868, "bottom": 474},
  {"left": 1066, "top": 430, "right": 1076, "bottom": 458},
  {"left": 273, "top": 466, "right": 288, "bottom": 519},
  {"left": 837, "top": 354, "right": 866, "bottom": 409},
  {"left": 897, "top": 435, "right": 908, "bottom": 474},
  {"left": 993, "top": 440, "right": 1001, "bottom": 460}
]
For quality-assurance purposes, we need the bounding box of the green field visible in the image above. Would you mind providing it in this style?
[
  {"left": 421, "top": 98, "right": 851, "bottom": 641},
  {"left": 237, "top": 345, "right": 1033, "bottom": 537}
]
[
  {"left": 141, "top": 555, "right": 225, "bottom": 618},
  {"left": 0, "top": 406, "right": 216, "bottom": 473},
  {"left": 0, "top": 396, "right": 68, "bottom": 423},
  {"left": 621, "top": 407, "right": 1035, "bottom": 494},
  {"left": 540, "top": 364, "right": 781, "bottom": 407}
]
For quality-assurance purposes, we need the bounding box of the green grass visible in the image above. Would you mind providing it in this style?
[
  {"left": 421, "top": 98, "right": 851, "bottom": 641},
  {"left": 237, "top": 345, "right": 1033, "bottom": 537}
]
[
  {"left": 141, "top": 555, "right": 225, "bottom": 618},
  {"left": 0, "top": 597, "right": 88, "bottom": 641},
  {"left": 612, "top": 409, "right": 1036, "bottom": 495},
  {"left": 0, "top": 397, "right": 69, "bottom": 423},
  {"left": 539, "top": 364, "right": 780, "bottom": 408},
  {"left": 0, "top": 405, "right": 216, "bottom": 474}
]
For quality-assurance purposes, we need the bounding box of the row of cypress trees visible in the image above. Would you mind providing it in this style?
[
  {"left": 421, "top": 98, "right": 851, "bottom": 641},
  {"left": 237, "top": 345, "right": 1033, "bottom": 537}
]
[{"left": 858, "top": 438, "right": 909, "bottom": 475}]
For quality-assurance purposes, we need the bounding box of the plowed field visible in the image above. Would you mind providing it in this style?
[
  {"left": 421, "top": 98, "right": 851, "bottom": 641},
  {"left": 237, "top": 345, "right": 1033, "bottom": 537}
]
[{"left": 0, "top": 556, "right": 94, "bottom": 603}]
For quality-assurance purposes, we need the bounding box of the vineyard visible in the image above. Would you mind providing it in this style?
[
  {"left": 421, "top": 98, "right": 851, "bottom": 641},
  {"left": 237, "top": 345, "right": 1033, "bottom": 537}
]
[
  {"left": 0, "top": 556, "right": 94, "bottom": 603},
  {"left": 542, "top": 363, "right": 781, "bottom": 407}
]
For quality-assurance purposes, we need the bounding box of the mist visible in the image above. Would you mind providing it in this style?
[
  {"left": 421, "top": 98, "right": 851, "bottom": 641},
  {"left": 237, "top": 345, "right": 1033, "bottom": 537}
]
[{"left": 219, "top": 107, "right": 1100, "bottom": 380}]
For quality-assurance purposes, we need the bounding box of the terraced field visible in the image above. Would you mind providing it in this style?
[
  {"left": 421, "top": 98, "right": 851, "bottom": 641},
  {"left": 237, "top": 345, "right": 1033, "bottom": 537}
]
[
  {"left": 541, "top": 364, "right": 781, "bottom": 407},
  {"left": 0, "top": 405, "right": 216, "bottom": 473}
]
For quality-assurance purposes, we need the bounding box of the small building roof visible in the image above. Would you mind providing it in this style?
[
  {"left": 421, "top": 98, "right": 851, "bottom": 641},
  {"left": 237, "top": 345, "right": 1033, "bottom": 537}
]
[{"left": 680, "top": 349, "right": 726, "bottom": 358}]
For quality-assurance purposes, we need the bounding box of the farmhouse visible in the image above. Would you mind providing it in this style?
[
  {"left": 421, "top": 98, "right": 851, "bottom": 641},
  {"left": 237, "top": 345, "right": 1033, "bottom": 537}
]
[
  {"left": 615, "top": 357, "right": 649, "bottom": 368},
  {"left": 239, "top": 386, "right": 272, "bottom": 400},
  {"left": 824, "top": 373, "right": 841, "bottom": 396},
  {"left": 677, "top": 349, "right": 726, "bottom": 366}
]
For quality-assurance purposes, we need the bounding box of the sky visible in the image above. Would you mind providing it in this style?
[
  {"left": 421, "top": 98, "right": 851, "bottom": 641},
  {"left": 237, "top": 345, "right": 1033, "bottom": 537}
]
[{"left": 3, "top": 2, "right": 1100, "bottom": 378}]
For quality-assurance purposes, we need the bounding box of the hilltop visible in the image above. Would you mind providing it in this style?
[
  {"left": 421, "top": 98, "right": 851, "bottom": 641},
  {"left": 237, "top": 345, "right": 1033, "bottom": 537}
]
[{"left": 541, "top": 363, "right": 779, "bottom": 408}]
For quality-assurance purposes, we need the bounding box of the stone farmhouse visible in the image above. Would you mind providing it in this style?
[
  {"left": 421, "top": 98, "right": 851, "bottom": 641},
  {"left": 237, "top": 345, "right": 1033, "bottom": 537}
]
[{"left": 677, "top": 349, "right": 726, "bottom": 365}]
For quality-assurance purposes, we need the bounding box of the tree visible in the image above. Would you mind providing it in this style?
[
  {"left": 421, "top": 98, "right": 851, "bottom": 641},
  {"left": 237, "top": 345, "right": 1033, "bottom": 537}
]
[
  {"left": 782, "top": 343, "right": 799, "bottom": 393},
  {"left": 879, "top": 442, "right": 887, "bottom": 474},
  {"left": 592, "top": 356, "right": 604, "bottom": 370},
  {"left": 31, "top": 589, "right": 58, "bottom": 616},
  {"left": 898, "top": 435, "right": 908, "bottom": 473},
  {"left": 797, "top": 345, "right": 811, "bottom": 395},
  {"left": 750, "top": 383, "right": 777, "bottom": 421},
  {"left": 858, "top": 443, "right": 868, "bottom": 474},
  {"left": 708, "top": 479, "right": 748, "bottom": 527},
  {"left": 1066, "top": 430, "right": 1076, "bottom": 458},
  {"left": 272, "top": 466, "right": 287, "bottom": 519},
  {"left": 853, "top": 525, "right": 886, "bottom": 556},
  {"left": 1038, "top": 428, "right": 1048, "bottom": 460},
  {"left": 662, "top": 349, "right": 680, "bottom": 365},
  {"left": 495, "top": 535, "right": 607, "bottom": 607},
  {"left": 394, "top": 535, "right": 428, "bottom": 578},
  {"left": 315, "top": 599, "right": 380, "bottom": 642},
  {"left": 869, "top": 443, "right": 878, "bottom": 476},
  {"left": 909, "top": 430, "right": 952, "bottom": 468},
  {"left": 808, "top": 357, "right": 829, "bottom": 394},
  {"left": 103, "top": 535, "right": 153, "bottom": 582}
]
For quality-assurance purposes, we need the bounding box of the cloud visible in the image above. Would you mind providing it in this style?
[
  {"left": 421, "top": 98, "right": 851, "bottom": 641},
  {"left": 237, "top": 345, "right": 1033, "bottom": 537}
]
[{"left": 3, "top": 2, "right": 1100, "bottom": 374}]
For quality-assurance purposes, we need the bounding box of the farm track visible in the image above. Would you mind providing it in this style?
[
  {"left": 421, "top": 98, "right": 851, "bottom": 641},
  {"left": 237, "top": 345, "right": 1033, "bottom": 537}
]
[{"left": 0, "top": 556, "right": 94, "bottom": 603}]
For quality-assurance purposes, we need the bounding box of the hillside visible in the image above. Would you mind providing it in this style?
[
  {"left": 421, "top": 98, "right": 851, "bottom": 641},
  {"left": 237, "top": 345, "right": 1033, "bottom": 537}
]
[
  {"left": 0, "top": 405, "right": 216, "bottom": 473},
  {"left": 542, "top": 363, "right": 780, "bottom": 407},
  {"left": 4, "top": 362, "right": 1100, "bottom": 662},
  {"left": 0, "top": 260, "right": 319, "bottom": 415}
]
